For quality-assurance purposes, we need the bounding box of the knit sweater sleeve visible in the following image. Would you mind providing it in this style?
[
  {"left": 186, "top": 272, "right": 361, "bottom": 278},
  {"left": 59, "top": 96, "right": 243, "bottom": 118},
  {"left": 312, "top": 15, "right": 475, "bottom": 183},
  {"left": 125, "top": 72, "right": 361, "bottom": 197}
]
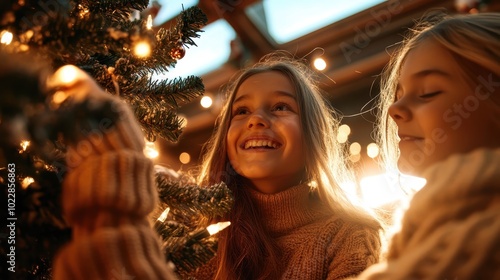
[
  {"left": 326, "top": 224, "right": 381, "bottom": 280},
  {"left": 51, "top": 68, "right": 176, "bottom": 279}
]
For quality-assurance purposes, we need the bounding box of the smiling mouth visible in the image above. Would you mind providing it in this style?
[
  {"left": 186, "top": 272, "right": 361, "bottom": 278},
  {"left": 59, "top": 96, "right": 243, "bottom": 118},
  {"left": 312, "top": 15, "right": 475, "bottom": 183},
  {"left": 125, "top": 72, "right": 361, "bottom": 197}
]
[
  {"left": 242, "top": 139, "right": 281, "bottom": 150},
  {"left": 398, "top": 135, "right": 423, "bottom": 141}
]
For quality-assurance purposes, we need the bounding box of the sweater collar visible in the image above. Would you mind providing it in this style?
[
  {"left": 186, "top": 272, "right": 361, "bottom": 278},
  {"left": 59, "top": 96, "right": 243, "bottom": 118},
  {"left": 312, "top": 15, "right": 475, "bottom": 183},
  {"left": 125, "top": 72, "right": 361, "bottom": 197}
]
[{"left": 247, "top": 184, "right": 328, "bottom": 236}]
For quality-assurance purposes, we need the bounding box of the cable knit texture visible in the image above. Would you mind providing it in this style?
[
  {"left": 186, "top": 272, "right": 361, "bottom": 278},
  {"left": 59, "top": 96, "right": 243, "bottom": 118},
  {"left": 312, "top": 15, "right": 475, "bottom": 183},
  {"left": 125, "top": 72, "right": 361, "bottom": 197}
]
[
  {"left": 191, "top": 184, "right": 381, "bottom": 280},
  {"left": 357, "top": 148, "right": 500, "bottom": 280},
  {"left": 52, "top": 93, "right": 177, "bottom": 279}
]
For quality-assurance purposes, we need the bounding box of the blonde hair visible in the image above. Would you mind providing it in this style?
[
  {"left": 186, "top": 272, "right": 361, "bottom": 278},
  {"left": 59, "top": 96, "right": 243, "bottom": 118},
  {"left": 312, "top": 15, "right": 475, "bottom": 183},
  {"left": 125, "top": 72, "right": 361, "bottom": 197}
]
[
  {"left": 198, "top": 51, "right": 381, "bottom": 279},
  {"left": 376, "top": 12, "right": 500, "bottom": 173}
]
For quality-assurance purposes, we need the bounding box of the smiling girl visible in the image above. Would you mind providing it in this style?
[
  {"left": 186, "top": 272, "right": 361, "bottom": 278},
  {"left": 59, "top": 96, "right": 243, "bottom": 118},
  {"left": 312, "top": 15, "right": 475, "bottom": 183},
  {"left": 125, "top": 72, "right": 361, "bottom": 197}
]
[
  {"left": 189, "top": 53, "right": 382, "bottom": 280},
  {"left": 358, "top": 12, "right": 500, "bottom": 279}
]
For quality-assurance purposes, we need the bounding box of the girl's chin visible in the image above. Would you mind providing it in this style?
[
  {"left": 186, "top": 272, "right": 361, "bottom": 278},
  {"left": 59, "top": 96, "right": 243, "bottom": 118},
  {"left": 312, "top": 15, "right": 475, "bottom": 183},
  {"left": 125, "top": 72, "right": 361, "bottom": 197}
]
[{"left": 397, "top": 157, "right": 427, "bottom": 177}]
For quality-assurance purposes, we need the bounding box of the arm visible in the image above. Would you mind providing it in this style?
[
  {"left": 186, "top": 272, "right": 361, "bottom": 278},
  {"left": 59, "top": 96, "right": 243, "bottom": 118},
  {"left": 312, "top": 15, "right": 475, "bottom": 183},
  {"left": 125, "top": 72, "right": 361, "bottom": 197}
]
[{"left": 51, "top": 66, "right": 176, "bottom": 279}]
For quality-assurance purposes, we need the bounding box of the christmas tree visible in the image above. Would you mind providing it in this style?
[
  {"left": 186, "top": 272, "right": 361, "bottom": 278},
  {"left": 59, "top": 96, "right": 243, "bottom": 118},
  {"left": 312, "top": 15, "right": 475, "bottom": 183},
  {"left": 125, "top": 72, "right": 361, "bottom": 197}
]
[{"left": 0, "top": 1, "right": 233, "bottom": 279}]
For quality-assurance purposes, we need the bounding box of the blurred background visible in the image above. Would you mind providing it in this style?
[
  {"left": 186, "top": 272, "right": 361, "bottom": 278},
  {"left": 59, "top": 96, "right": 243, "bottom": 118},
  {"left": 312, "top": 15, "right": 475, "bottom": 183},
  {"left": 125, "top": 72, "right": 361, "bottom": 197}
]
[{"left": 145, "top": 0, "right": 499, "bottom": 204}]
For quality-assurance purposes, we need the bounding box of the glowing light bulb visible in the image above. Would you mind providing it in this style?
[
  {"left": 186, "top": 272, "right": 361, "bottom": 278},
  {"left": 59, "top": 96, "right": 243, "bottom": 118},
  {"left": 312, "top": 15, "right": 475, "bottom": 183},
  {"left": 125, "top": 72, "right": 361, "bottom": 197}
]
[
  {"left": 157, "top": 207, "right": 170, "bottom": 222},
  {"left": 200, "top": 96, "right": 213, "bottom": 108},
  {"left": 313, "top": 57, "right": 327, "bottom": 71},
  {"left": 20, "top": 140, "right": 30, "bottom": 151},
  {"left": 206, "top": 221, "right": 231, "bottom": 235},
  {"left": 56, "top": 65, "right": 80, "bottom": 84},
  {"left": 134, "top": 41, "right": 151, "bottom": 58},
  {"left": 147, "top": 15, "right": 153, "bottom": 29},
  {"left": 144, "top": 141, "right": 159, "bottom": 159},
  {"left": 21, "top": 177, "right": 34, "bottom": 189}
]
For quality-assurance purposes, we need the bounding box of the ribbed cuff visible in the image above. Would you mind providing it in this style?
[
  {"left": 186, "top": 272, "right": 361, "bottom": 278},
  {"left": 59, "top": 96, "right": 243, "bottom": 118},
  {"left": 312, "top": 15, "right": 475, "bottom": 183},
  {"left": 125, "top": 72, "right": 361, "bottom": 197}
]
[
  {"left": 53, "top": 224, "right": 177, "bottom": 280},
  {"left": 62, "top": 150, "right": 156, "bottom": 225}
]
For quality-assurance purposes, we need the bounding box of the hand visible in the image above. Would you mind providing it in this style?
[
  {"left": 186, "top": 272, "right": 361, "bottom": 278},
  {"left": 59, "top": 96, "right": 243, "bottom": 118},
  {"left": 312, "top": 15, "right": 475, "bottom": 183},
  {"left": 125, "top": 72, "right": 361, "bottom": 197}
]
[{"left": 46, "top": 65, "right": 144, "bottom": 153}]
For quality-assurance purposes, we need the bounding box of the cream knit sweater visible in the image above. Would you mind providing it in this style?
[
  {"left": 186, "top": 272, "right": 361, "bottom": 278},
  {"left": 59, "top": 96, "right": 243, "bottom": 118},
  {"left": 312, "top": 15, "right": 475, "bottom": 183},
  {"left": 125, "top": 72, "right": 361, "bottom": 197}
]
[
  {"left": 51, "top": 70, "right": 177, "bottom": 279},
  {"left": 190, "top": 184, "right": 381, "bottom": 280},
  {"left": 357, "top": 148, "right": 500, "bottom": 280}
]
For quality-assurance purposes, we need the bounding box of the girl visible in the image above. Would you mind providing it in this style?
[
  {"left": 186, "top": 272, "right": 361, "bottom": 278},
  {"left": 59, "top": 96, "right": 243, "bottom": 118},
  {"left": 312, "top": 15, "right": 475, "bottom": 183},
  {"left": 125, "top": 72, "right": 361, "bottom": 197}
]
[
  {"left": 189, "top": 53, "right": 382, "bottom": 280},
  {"left": 358, "top": 12, "right": 500, "bottom": 279}
]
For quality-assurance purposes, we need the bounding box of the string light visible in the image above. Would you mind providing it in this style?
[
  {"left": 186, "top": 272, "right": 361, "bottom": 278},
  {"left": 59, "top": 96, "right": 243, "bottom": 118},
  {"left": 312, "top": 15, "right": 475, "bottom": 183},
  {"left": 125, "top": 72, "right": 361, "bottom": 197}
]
[
  {"left": 200, "top": 96, "right": 213, "bottom": 108},
  {"left": 157, "top": 207, "right": 170, "bottom": 222},
  {"left": 21, "top": 177, "right": 34, "bottom": 189},
  {"left": 206, "top": 221, "right": 231, "bottom": 235},
  {"left": 78, "top": 4, "right": 90, "bottom": 18},
  {"left": 313, "top": 57, "right": 327, "bottom": 71},
  {"left": 20, "top": 140, "right": 30, "bottom": 152},
  {"left": 53, "top": 65, "right": 79, "bottom": 84},
  {"left": 144, "top": 140, "right": 159, "bottom": 159},
  {"left": 187, "top": 221, "right": 231, "bottom": 245},
  {"left": 146, "top": 15, "right": 153, "bottom": 29}
]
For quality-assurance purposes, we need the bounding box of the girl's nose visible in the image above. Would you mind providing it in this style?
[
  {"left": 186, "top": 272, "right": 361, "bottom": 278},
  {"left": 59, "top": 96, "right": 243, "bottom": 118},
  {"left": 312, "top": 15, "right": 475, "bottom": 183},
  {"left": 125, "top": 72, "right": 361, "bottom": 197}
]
[
  {"left": 388, "top": 98, "right": 411, "bottom": 122},
  {"left": 247, "top": 111, "right": 270, "bottom": 129}
]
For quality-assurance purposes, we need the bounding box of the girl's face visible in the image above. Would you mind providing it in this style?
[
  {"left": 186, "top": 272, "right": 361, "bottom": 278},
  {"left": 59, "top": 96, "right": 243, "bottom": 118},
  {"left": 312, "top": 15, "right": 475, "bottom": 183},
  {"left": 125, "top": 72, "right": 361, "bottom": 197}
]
[
  {"left": 227, "top": 71, "right": 306, "bottom": 194},
  {"left": 389, "top": 39, "right": 500, "bottom": 176}
]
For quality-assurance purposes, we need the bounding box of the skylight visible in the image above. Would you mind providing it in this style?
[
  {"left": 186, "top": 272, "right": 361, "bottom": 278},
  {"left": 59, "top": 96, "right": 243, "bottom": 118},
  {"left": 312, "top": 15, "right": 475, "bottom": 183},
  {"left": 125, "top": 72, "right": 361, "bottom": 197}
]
[
  {"left": 153, "top": 0, "right": 199, "bottom": 26},
  {"left": 246, "top": 0, "right": 387, "bottom": 44},
  {"left": 153, "top": 19, "right": 236, "bottom": 80}
]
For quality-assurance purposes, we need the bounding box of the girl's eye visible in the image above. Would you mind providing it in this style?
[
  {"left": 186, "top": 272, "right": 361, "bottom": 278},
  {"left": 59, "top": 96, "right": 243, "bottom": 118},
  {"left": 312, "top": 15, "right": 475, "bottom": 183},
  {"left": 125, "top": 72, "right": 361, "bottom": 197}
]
[
  {"left": 233, "top": 107, "right": 249, "bottom": 115},
  {"left": 273, "top": 103, "right": 291, "bottom": 112},
  {"left": 420, "top": 91, "right": 442, "bottom": 98}
]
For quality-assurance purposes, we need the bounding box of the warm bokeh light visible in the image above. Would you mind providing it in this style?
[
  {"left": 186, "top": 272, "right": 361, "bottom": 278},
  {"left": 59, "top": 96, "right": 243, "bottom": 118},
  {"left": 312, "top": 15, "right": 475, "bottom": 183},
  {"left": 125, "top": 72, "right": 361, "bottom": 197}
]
[
  {"left": 336, "top": 133, "right": 348, "bottom": 144},
  {"left": 52, "top": 90, "right": 69, "bottom": 105},
  {"left": 21, "top": 177, "right": 34, "bottom": 189},
  {"left": 339, "top": 124, "right": 351, "bottom": 135},
  {"left": 179, "top": 152, "right": 191, "bottom": 164},
  {"left": 360, "top": 173, "right": 426, "bottom": 208},
  {"left": 78, "top": 5, "right": 90, "bottom": 18},
  {"left": 336, "top": 124, "right": 351, "bottom": 143},
  {"left": 366, "top": 142, "right": 379, "bottom": 158},
  {"left": 349, "top": 153, "right": 361, "bottom": 163},
  {"left": 1, "top": 30, "right": 13, "bottom": 45},
  {"left": 20, "top": 140, "right": 30, "bottom": 152},
  {"left": 57, "top": 65, "right": 79, "bottom": 84},
  {"left": 349, "top": 142, "right": 361, "bottom": 155},
  {"left": 177, "top": 114, "right": 188, "bottom": 128},
  {"left": 313, "top": 57, "right": 327, "bottom": 71},
  {"left": 200, "top": 96, "right": 213, "bottom": 108},
  {"left": 134, "top": 41, "right": 151, "bottom": 58}
]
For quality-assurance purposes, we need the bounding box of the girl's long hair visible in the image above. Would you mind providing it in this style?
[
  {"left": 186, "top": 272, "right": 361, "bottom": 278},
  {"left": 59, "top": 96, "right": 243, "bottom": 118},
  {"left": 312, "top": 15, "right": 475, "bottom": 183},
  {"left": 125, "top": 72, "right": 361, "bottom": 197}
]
[
  {"left": 376, "top": 12, "right": 500, "bottom": 174},
  {"left": 198, "top": 51, "right": 382, "bottom": 279}
]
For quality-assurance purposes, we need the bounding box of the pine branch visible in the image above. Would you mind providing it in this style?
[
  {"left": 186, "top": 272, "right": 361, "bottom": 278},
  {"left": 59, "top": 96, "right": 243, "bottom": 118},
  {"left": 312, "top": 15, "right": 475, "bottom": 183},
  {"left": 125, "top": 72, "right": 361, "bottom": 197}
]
[
  {"left": 126, "top": 95, "right": 184, "bottom": 142},
  {"left": 156, "top": 173, "right": 234, "bottom": 219},
  {"left": 80, "top": 0, "right": 149, "bottom": 22}
]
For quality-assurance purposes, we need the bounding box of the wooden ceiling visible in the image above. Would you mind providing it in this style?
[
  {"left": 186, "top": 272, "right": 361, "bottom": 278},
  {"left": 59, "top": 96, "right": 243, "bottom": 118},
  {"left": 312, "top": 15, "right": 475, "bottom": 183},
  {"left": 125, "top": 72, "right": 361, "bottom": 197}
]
[{"left": 156, "top": 0, "right": 459, "bottom": 170}]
